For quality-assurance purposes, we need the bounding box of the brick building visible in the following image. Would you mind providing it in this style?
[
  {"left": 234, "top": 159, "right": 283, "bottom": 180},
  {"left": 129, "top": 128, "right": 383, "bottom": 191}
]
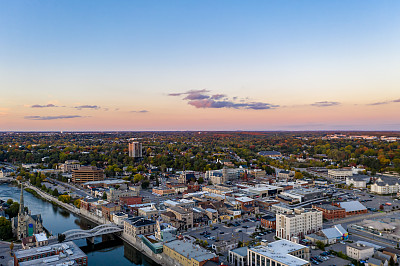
[{"left": 312, "top": 204, "right": 346, "bottom": 220}]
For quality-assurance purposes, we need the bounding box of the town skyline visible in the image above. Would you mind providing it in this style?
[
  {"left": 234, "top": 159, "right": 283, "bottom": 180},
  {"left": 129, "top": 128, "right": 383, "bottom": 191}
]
[{"left": 1, "top": 1, "right": 400, "bottom": 131}]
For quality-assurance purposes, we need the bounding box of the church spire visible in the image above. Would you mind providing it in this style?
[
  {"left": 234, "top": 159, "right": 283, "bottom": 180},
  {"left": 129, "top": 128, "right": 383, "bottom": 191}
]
[{"left": 19, "top": 182, "right": 24, "bottom": 214}]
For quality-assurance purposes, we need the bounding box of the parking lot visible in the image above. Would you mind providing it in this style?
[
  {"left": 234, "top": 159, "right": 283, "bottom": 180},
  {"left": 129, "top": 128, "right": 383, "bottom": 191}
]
[
  {"left": 188, "top": 218, "right": 276, "bottom": 251},
  {"left": 310, "top": 246, "right": 350, "bottom": 266},
  {"left": 336, "top": 189, "right": 400, "bottom": 211}
]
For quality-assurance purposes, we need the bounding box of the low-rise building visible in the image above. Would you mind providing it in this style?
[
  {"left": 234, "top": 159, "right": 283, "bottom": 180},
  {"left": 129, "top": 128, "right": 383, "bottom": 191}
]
[
  {"left": 112, "top": 212, "right": 129, "bottom": 226},
  {"left": 328, "top": 169, "right": 353, "bottom": 182},
  {"left": 124, "top": 217, "right": 156, "bottom": 238},
  {"left": 346, "top": 175, "right": 369, "bottom": 188},
  {"left": 107, "top": 187, "right": 139, "bottom": 202},
  {"left": 163, "top": 240, "right": 219, "bottom": 266},
  {"left": 312, "top": 204, "right": 346, "bottom": 220},
  {"left": 138, "top": 205, "right": 159, "bottom": 220},
  {"left": 280, "top": 188, "right": 324, "bottom": 203},
  {"left": 229, "top": 246, "right": 248, "bottom": 266},
  {"left": 260, "top": 214, "right": 276, "bottom": 229},
  {"left": 152, "top": 187, "right": 175, "bottom": 196},
  {"left": 347, "top": 242, "right": 374, "bottom": 260},
  {"left": 119, "top": 196, "right": 143, "bottom": 206},
  {"left": 247, "top": 240, "right": 310, "bottom": 266},
  {"left": 72, "top": 166, "right": 104, "bottom": 184},
  {"left": 101, "top": 203, "right": 121, "bottom": 221},
  {"left": 334, "top": 201, "right": 367, "bottom": 216},
  {"left": 371, "top": 176, "right": 400, "bottom": 195},
  {"left": 14, "top": 241, "right": 87, "bottom": 266}
]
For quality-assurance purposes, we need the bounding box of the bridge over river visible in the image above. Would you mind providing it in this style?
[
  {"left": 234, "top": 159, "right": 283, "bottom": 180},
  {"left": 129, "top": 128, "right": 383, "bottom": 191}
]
[{"left": 62, "top": 224, "right": 123, "bottom": 243}]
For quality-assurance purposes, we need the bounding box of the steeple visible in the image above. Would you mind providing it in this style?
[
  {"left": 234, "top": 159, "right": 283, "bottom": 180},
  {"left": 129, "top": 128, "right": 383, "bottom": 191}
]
[{"left": 19, "top": 182, "right": 24, "bottom": 214}]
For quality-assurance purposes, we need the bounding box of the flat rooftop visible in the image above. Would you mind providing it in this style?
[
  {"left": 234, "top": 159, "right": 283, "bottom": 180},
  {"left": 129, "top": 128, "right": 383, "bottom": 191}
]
[
  {"left": 250, "top": 240, "right": 309, "bottom": 266},
  {"left": 16, "top": 241, "right": 86, "bottom": 266},
  {"left": 164, "top": 240, "right": 217, "bottom": 262}
]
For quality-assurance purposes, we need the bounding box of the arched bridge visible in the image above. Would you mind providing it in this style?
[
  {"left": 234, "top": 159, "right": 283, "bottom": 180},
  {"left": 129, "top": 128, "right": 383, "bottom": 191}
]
[{"left": 62, "top": 224, "right": 123, "bottom": 241}]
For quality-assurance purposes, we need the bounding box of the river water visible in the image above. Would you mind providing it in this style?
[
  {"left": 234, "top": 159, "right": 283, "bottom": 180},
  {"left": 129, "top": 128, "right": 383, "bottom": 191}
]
[{"left": 0, "top": 184, "right": 159, "bottom": 266}]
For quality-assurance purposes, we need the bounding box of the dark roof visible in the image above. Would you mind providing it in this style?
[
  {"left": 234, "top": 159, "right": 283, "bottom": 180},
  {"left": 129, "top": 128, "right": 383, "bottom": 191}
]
[
  {"left": 315, "top": 204, "right": 344, "bottom": 211},
  {"left": 125, "top": 217, "right": 156, "bottom": 227},
  {"left": 258, "top": 151, "right": 282, "bottom": 156}
]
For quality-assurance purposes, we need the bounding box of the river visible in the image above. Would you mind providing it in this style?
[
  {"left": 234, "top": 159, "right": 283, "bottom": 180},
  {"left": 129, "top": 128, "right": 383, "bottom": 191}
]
[{"left": 0, "top": 184, "right": 159, "bottom": 266}]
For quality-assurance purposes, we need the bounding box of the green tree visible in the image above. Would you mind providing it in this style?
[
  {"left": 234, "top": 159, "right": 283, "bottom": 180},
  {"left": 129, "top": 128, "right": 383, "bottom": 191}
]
[
  {"left": 133, "top": 174, "right": 144, "bottom": 183},
  {"left": 198, "top": 177, "right": 204, "bottom": 184},
  {"left": 52, "top": 189, "right": 59, "bottom": 197},
  {"left": 0, "top": 217, "right": 13, "bottom": 240},
  {"left": 74, "top": 199, "right": 81, "bottom": 208},
  {"left": 315, "top": 241, "right": 325, "bottom": 251},
  {"left": 141, "top": 180, "right": 150, "bottom": 189}
]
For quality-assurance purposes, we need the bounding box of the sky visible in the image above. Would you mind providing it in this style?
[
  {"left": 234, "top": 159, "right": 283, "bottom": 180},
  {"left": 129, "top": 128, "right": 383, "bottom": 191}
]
[{"left": 0, "top": 0, "right": 400, "bottom": 131}]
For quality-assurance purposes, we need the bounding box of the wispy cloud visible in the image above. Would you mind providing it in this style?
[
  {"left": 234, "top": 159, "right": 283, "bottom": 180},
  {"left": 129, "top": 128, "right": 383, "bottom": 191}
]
[
  {"left": 74, "top": 105, "right": 100, "bottom": 110},
  {"left": 24, "top": 115, "right": 82, "bottom": 120},
  {"left": 368, "top": 98, "right": 400, "bottom": 106},
  {"left": 168, "top": 89, "right": 278, "bottom": 110},
  {"left": 130, "top": 110, "right": 149, "bottom": 113},
  {"left": 31, "top": 104, "right": 59, "bottom": 108},
  {"left": 310, "top": 101, "right": 341, "bottom": 107}
]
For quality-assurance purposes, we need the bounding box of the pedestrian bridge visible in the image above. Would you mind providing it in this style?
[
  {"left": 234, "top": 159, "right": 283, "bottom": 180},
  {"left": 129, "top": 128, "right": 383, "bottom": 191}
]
[{"left": 63, "top": 224, "right": 123, "bottom": 241}]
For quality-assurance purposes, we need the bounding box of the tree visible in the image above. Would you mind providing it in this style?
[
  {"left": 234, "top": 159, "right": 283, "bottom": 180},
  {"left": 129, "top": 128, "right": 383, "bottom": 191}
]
[
  {"left": 294, "top": 172, "right": 303, "bottom": 179},
  {"left": 133, "top": 174, "right": 144, "bottom": 183},
  {"left": 58, "top": 233, "right": 66, "bottom": 243},
  {"left": 198, "top": 177, "right": 204, "bottom": 184},
  {"left": 0, "top": 217, "right": 12, "bottom": 240},
  {"left": 10, "top": 242, "right": 14, "bottom": 253},
  {"left": 58, "top": 195, "right": 71, "bottom": 203},
  {"left": 74, "top": 199, "right": 81, "bottom": 208},
  {"left": 52, "top": 189, "right": 59, "bottom": 197},
  {"left": 141, "top": 180, "right": 150, "bottom": 189},
  {"left": 6, "top": 202, "right": 20, "bottom": 218},
  {"left": 102, "top": 193, "right": 107, "bottom": 200},
  {"left": 315, "top": 241, "right": 325, "bottom": 251},
  {"left": 6, "top": 199, "right": 13, "bottom": 205}
]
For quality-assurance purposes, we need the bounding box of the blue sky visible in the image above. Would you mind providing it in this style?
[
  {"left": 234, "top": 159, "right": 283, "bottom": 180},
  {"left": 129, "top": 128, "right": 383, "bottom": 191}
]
[{"left": 0, "top": 1, "right": 399, "bottom": 130}]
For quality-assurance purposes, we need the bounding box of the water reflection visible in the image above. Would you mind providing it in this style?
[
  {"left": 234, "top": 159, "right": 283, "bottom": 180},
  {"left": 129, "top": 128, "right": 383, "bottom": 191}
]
[{"left": 0, "top": 184, "right": 158, "bottom": 266}]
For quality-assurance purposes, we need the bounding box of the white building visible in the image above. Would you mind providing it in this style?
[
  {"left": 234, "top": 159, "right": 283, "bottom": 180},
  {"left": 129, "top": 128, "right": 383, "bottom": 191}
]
[
  {"left": 346, "top": 175, "right": 369, "bottom": 188},
  {"left": 248, "top": 240, "right": 310, "bottom": 266},
  {"left": 206, "top": 168, "right": 244, "bottom": 184},
  {"left": 328, "top": 169, "right": 353, "bottom": 182},
  {"left": 229, "top": 247, "right": 248, "bottom": 266},
  {"left": 276, "top": 208, "right": 323, "bottom": 240},
  {"left": 371, "top": 176, "right": 400, "bottom": 195},
  {"left": 347, "top": 242, "right": 374, "bottom": 260},
  {"left": 60, "top": 160, "right": 81, "bottom": 173}
]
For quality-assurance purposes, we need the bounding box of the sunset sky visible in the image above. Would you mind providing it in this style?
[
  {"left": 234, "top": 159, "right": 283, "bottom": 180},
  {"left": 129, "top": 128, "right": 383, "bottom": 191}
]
[{"left": 1, "top": 1, "right": 400, "bottom": 131}]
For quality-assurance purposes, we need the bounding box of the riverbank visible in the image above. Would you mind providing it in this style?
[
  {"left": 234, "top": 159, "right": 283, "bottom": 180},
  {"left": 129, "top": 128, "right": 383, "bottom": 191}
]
[{"left": 23, "top": 183, "right": 167, "bottom": 265}]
